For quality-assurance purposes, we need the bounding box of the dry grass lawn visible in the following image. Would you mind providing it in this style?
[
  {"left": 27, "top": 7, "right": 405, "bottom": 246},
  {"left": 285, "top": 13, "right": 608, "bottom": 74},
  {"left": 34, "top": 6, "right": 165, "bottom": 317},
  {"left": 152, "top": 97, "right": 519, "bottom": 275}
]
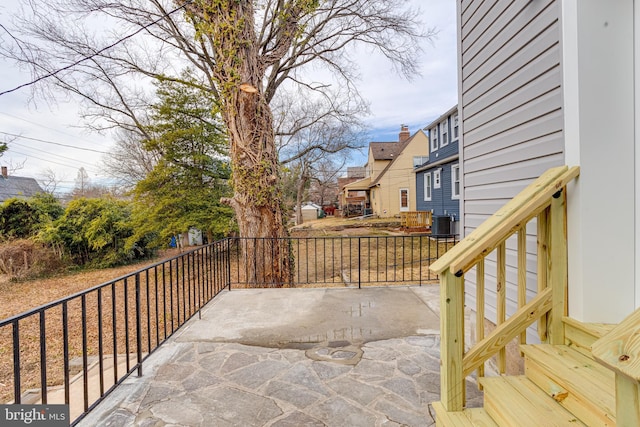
[{"left": 0, "top": 220, "right": 455, "bottom": 409}]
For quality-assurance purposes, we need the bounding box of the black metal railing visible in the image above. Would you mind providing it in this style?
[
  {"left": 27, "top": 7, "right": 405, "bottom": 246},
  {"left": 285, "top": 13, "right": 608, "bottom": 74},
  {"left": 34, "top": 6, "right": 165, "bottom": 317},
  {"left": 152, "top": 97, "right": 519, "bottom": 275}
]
[
  {"left": 229, "top": 234, "right": 458, "bottom": 288},
  {"left": 0, "top": 233, "right": 457, "bottom": 425},
  {"left": 0, "top": 239, "right": 231, "bottom": 425}
]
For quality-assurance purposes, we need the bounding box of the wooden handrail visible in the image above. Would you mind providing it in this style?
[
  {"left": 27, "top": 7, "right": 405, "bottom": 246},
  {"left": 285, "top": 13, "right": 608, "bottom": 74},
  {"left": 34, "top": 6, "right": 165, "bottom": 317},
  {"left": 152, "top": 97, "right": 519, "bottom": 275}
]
[
  {"left": 435, "top": 165, "right": 580, "bottom": 413},
  {"left": 463, "top": 288, "right": 552, "bottom": 377},
  {"left": 429, "top": 166, "right": 579, "bottom": 276}
]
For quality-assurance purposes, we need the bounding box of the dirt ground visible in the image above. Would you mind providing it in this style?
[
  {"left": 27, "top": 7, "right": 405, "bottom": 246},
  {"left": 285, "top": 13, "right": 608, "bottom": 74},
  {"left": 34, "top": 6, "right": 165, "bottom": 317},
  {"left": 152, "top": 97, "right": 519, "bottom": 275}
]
[
  {"left": 0, "top": 218, "right": 441, "bottom": 404},
  {"left": 0, "top": 218, "right": 422, "bottom": 319},
  {"left": 0, "top": 248, "right": 181, "bottom": 320}
]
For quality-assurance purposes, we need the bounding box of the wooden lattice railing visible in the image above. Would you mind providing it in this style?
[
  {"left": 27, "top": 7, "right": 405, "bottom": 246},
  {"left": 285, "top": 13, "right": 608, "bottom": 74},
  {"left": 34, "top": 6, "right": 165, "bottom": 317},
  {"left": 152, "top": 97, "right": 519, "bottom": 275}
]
[
  {"left": 429, "top": 166, "right": 580, "bottom": 412},
  {"left": 400, "top": 211, "right": 432, "bottom": 228}
]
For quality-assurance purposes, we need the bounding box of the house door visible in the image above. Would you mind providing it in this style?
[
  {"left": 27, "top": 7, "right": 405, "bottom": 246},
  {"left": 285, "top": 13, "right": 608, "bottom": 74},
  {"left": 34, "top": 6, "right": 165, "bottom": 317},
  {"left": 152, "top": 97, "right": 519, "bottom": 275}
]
[{"left": 399, "top": 188, "right": 409, "bottom": 212}]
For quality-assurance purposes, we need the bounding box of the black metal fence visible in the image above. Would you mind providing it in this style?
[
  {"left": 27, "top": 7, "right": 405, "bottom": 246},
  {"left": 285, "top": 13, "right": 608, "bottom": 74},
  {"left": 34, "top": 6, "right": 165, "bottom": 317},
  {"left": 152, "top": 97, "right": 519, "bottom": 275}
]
[
  {"left": 229, "top": 234, "right": 458, "bottom": 287},
  {"left": 0, "top": 234, "right": 457, "bottom": 425},
  {"left": 0, "top": 239, "right": 231, "bottom": 425}
]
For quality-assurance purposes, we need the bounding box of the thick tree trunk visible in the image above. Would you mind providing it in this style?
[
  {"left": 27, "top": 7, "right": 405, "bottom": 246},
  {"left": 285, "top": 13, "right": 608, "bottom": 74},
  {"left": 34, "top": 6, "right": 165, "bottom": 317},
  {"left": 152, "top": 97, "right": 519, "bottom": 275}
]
[{"left": 203, "top": 0, "right": 292, "bottom": 286}]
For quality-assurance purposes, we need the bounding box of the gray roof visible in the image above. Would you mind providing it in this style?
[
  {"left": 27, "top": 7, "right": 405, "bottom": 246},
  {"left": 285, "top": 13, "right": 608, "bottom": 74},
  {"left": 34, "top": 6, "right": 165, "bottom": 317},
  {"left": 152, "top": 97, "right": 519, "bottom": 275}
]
[
  {"left": 0, "top": 176, "right": 44, "bottom": 201},
  {"left": 370, "top": 142, "right": 399, "bottom": 160}
]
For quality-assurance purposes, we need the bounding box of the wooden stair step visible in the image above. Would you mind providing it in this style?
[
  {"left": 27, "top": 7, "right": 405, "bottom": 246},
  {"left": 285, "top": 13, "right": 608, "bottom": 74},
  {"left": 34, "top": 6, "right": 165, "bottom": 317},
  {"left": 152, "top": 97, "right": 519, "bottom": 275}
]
[
  {"left": 481, "top": 375, "right": 585, "bottom": 426},
  {"left": 432, "top": 402, "right": 497, "bottom": 427},
  {"left": 563, "top": 317, "right": 615, "bottom": 358},
  {"left": 521, "top": 344, "right": 615, "bottom": 426}
]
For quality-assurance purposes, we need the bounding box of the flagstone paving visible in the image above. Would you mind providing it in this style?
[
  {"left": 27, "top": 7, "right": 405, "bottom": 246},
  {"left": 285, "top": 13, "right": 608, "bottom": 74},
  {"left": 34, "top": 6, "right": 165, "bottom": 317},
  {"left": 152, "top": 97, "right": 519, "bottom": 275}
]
[{"left": 78, "top": 286, "right": 483, "bottom": 426}]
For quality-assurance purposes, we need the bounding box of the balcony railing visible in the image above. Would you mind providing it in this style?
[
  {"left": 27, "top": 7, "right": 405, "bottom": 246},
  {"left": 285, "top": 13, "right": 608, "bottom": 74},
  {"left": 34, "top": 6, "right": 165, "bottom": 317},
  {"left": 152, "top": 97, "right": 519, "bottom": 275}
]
[
  {"left": 0, "top": 239, "right": 231, "bottom": 425},
  {"left": 0, "top": 233, "right": 457, "bottom": 425},
  {"left": 229, "top": 234, "right": 457, "bottom": 288}
]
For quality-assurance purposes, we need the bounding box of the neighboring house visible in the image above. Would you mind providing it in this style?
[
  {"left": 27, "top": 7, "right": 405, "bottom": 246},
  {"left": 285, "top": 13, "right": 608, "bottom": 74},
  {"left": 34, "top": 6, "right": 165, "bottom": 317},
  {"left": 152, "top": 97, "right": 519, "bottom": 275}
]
[
  {"left": 337, "top": 167, "right": 365, "bottom": 215},
  {"left": 0, "top": 166, "right": 44, "bottom": 202},
  {"left": 454, "top": 0, "right": 636, "bottom": 327},
  {"left": 341, "top": 125, "right": 429, "bottom": 218},
  {"left": 414, "top": 105, "right": 460, "bottom": 234},
  {"left": 368, "top": 125, "right": 429, "bottom": 218}
]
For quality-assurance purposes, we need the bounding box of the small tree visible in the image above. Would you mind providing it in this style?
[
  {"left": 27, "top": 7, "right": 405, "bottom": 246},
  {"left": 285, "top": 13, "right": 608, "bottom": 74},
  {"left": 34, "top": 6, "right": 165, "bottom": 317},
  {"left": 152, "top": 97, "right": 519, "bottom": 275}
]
[
  {"left": 0, "top": 199, "right": 36, "bottom": 239},
  {"left": 41, "top": 198, "right": 151, "bottom": 267},
  {"left": 111, "top": 76, "right": 234, "bottom": 248}
]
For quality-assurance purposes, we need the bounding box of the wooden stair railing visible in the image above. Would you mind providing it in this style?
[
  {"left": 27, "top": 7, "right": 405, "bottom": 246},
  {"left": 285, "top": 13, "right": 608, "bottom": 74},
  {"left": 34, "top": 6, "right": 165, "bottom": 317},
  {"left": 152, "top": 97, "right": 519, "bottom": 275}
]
[
  {"left": 429, "top": 165, "right": 580, "bottom": 413},
  {"left": 593, "top": 307, "right": 640, "bottom": 425}
]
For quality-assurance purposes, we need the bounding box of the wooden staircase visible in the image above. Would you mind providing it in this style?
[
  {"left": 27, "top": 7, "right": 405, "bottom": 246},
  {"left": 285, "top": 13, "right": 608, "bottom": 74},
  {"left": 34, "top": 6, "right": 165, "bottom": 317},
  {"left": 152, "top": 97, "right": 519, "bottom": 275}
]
[
  {"left": 432, "top": 319, "right": 616, "bottom": 426},
  {"left": 426, "top": 166, "right": 640, "bottom": 426}
]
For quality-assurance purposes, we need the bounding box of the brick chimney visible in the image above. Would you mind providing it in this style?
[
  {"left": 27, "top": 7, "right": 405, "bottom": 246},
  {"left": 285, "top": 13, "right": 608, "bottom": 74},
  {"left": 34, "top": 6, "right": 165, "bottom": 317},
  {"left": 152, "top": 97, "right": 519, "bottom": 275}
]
[
  {"left": 399, "top": 124, "right": 410, "bottom": 142},
  {"left": 1, "top": 166, "right": 7, "bottom": 178}
]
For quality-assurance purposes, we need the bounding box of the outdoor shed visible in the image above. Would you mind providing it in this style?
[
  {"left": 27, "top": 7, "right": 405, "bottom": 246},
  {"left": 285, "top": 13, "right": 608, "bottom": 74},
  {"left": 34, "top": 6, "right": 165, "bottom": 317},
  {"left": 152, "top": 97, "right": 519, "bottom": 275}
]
[{"left": 301, "top": 203, "right": 322, "bottom": 222}]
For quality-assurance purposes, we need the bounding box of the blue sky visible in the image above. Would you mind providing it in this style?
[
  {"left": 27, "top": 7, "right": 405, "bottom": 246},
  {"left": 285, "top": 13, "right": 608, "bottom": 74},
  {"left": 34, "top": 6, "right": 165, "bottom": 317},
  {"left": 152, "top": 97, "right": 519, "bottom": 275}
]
[{"left": 0, "top": 0, "right": 457, "bottom": 189}]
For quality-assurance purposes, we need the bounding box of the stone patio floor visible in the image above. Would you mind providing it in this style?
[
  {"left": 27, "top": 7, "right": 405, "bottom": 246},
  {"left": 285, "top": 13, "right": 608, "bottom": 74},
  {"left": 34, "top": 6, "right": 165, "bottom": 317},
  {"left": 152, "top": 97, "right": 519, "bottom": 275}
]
[{"left": 77, "top": 286, "right": 482, "bottom": 427}]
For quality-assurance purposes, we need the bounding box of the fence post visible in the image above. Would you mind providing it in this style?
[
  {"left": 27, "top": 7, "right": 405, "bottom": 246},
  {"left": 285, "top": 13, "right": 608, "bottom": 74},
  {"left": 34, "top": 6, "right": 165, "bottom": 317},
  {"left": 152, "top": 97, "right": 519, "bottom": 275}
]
[
  {"left": 227, "top": 239, "right": 232, "bottom": 290},
  {"left": 135, "top": 272, "right": 143, "bottom": 376},
  {"left": 358, "top": 237, "right": 361, "bottom": 289}
]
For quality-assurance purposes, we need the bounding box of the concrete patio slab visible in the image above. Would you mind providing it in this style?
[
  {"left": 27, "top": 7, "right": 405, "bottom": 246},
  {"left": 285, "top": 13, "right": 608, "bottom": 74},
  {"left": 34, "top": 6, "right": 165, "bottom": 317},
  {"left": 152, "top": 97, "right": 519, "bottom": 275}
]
[{"left": 77, "top": 286, "right": 482, "bottom": 427}]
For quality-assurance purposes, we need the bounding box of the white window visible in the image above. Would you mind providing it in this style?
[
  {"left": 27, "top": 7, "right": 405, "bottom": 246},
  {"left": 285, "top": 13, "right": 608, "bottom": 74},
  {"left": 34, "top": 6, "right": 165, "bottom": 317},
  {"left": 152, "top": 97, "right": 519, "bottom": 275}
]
[
  {"left": 400, "top": 188, "right": 409, "bottom": 211},
  {"left": 452, "top": 164, "right": 460, "bottom": 199},
  {"left": 430, "top": 126, "right": 438, "bottom": 152},
  {"left": 434, "top": 169, "right": 441, "bottom": 189},
  {"left": 413, "top": 156, "right": 429, "bottom": 168},
  {"left": 452, "top": 113, "right": 459, "bottom": 140},
  {"left": 441, "top": 119, "right": 449, "bottom": 147},
  {"left": 424, "top": 173, "right": 432, "bottom": 201}
]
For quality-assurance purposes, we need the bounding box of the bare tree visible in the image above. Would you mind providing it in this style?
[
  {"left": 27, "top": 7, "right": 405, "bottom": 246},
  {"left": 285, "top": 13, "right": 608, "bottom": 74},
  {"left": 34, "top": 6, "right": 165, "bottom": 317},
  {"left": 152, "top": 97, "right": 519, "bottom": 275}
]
[
  {"left": 38, "top": 167, "right": 65, "bottom": 195},
  {"left": 73, "top": 167, "right": 90, "bottom": 197},
  {"left": 309, "top": 158, "right": 344, "bottom": 207},
  {"left": 2, "top": 0, "right": 432, "bottom": 284},
  {"left": 102, "top": 128, "right": 160, "bottom": 190},
  {"left": 282, "top": 119, "right": 364, "bottom": 224}
]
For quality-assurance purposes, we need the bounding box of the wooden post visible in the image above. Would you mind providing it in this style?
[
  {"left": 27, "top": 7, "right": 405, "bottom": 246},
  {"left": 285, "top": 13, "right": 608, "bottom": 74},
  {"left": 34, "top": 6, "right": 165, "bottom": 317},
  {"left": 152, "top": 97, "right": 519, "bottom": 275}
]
[
  {"left": 440, "top": 270, "right": 465, "bottom": 411},
  {"left": 616, "top": 375, "right": 640, "bottom": 425},
  {"left": 518, "top": 227, "right": 527, "bottom": 348},
  {"left": 537, "top": 209, "right": 549, "bottom": 341},
  {"left": 497, "top": 242, "right": 506, "bottom": 373},
  {"left": 549, "top": 190, "right": 567, "bottom": 345},
  {"left": 476, "top": 260, "right": 485, "bottom": 384}
]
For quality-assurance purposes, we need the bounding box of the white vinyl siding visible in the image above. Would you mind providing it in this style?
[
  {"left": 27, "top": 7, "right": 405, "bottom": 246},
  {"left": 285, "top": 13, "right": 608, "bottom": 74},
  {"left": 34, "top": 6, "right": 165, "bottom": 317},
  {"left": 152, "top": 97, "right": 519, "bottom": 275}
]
[{"left": 459, "top": 0, "right": 564, "bottom": 331}]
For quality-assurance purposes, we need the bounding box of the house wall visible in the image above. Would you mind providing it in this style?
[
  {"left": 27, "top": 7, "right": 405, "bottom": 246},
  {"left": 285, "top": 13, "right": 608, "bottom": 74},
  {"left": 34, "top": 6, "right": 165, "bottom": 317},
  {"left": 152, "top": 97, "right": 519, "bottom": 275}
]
[
  {"left": 562, "top": 0, "right": 636, "bottom": 322},
  {"left": 458, "top": 0, "right": 565, "bottom": 324},
  {"left": 416, "top": 108, "right": 461, "bottom": 223},
  {"left": 371, "top": 131, "right": 429, "bottom": 217},
  {"left": 458, "top": 0, "right": 637, "bottom": 323},
  {"left": 416, "top": 162, "right": 459, "bottom": 218}
]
